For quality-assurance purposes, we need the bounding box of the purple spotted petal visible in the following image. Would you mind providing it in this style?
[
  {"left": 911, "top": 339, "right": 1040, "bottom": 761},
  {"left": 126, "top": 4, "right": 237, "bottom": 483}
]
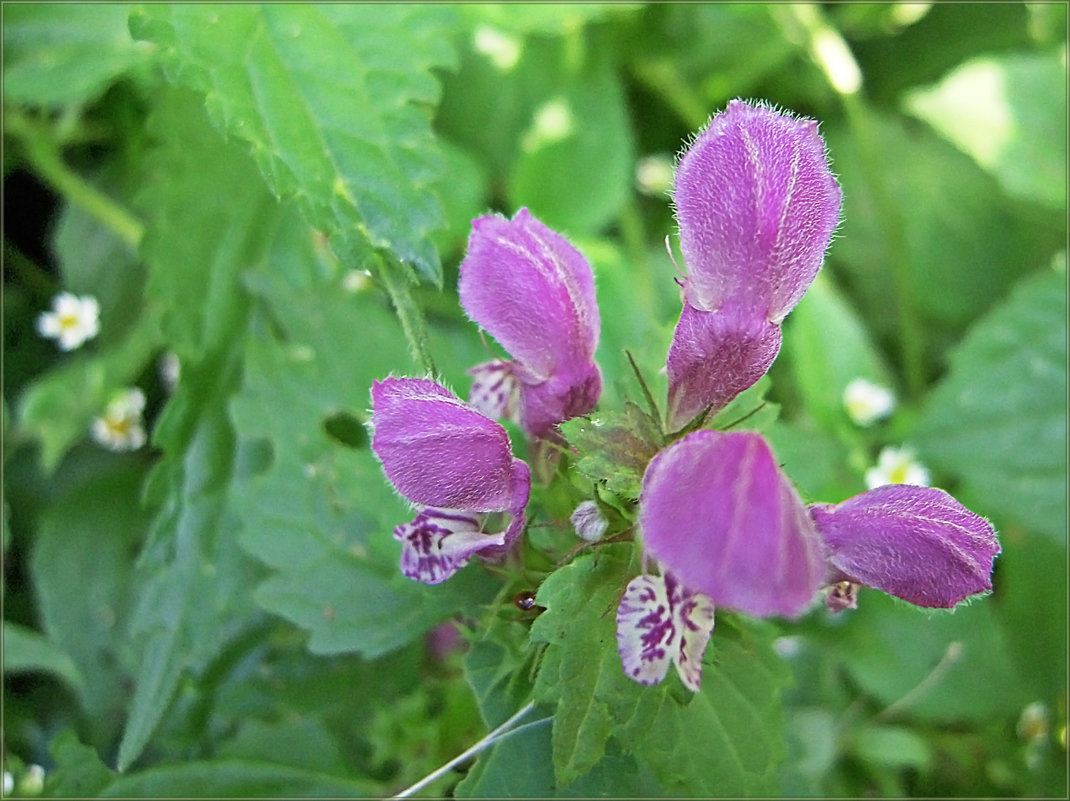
[
  {"left": 467, "top": 360, "right": 520, "bottom": 422},
  {"left": 639, "top": 430, "right": 825, "bottom": 618},
  {"left": 810, "top": 484, "right": 1001, "bottom": 609},
  {"left": 617, "top": 574, "right": 675, "bottom": 687},
  {"left": 666, "top": 300, "right": 782, "bottom": 431},
  {"left": 666, "top": 572, "right": 716, "bottom": 692},
  {"left": 674, "top": 99, "right": 841, "bottom": 323},
  {"left": 371, "top": 377, "right": 529, "bottom": 514},
  {"left": 458, "top": 208, "right": 602, "bottom": 437},
  {"left": 394, "top": 508, "right": 503, "bottom": 585}
]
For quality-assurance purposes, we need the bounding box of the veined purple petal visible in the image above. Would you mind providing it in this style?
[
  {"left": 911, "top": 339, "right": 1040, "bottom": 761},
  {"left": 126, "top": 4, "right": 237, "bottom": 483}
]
[
  {"left": 810, "top": 484, "right": 1000, "bottom": 609},
  {"left": 371, "top": 377, "right": 529, "bottom": 513},
  {"left": 459, "top": 208, "right": 602, "bottom": 438},
  {"left": 666, "top": 572, "right": 716, "bottom": 693},
  {"left": 674, "top": 99, "right": 841, "bottom": 323},
  {"left": 460, "top": 208, "right": 599, "bottom": 378},
  {"left": 617, "top": 574, "right": 675, "bottom": 687},
  {"left": 666, "top": 300, "right": 782, "bottom": 431},
  {"left": 639, "top": 430, "right": 825, "bottom": 618},
  {"left": 394, "top": 508, "right": 503, "bottom": 585}
]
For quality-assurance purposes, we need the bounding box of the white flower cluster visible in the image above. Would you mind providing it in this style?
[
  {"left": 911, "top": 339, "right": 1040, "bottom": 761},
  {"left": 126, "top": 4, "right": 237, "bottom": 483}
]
[{"left": 843, "top": 378, "right": 931, "bottom": 489}]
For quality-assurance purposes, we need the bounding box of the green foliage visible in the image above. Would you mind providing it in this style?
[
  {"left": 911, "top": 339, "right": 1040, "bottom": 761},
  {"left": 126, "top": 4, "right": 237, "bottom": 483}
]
[
  {"left": 4, "top": 3, "right": 1065, "bottom": 798},
  {"left": 915, "top": 265, "right": 1067, "bottom": 541}
]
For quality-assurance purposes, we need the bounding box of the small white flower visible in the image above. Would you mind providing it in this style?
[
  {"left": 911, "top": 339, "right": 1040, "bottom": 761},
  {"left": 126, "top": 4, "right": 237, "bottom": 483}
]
[
  {"left": 570, "top": 500, "right": 608, "bottom": 542},
  {"left": 865, "top": 445, "right": 931, "bottom": 489},
  {"left": 91, "top": 388, "right": 147, "bottom": 452},
  {"left": 36, "top": 292, "right": 100, "bottom": 351},
  {"left": 3, "top": 771, "right": 14, "bottom": 795},
  {"left": 843, "top": 377, "right": 896, "bottom": 426}
]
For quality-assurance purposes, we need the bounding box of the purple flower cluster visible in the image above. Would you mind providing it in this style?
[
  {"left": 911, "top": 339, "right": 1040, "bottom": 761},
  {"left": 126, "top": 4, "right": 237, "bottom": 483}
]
[{"left": 368, "top": 99, "right": 1000, "bottom": 693}]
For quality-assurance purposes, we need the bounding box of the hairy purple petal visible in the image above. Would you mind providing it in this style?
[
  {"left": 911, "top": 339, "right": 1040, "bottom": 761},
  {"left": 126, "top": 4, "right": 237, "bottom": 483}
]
[
  {"left": 639, "top": 430, "right": 825, "bottom": 618},
  {"left": 810, "top": 485, "right": 1001, "bottom": 609},
  {"left": 674, "top": 99, "right": 841, "bottom": 323},
  {"left": 666, "top": 300, "right": 782, "bottom": 431},
  {"left": 458, "top": 208, "right": 602, "bottom": 437},
  {"left": 394, "top": 508, "right": 502, "bottom": 585},
  {"left": 371, "top": 377, "right": 528, "bottom": 514}
]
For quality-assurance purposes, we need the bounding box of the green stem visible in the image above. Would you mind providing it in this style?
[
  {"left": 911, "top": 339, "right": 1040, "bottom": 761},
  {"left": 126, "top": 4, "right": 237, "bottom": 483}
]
[
  {"left": 373, "top": 253, "right": 437, "bottom": 376},
  {"left": 5, "top": 112, "right": 144, "bottom": 250},
  {"left": 781, "top": 4, "right": 927, "bottom": 396}
]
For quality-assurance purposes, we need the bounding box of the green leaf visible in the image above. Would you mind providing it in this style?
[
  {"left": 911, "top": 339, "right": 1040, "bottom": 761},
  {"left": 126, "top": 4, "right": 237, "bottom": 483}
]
[
  {"left": 559, "top": 403, "right": 662, "bottom": 500},
  {"left": 464, "top": 613, "right": 538, "bottom": 729},
  {"left": 2, "top": 621, "right": 85, "bottom": 696},
  {"left": 229, "top": 216, "right": 497, "bottom": 657},
  {"left": 915, "top": 267, "right": 1067, "bottom": 540},
  {"left": 29, "top": 456, "right": 151, "bottom": 745},
  {"left": 904, "top": 49, "right": 1066, "bottom": 211},
  {"left": 44, "top": 730, "right": 116, "bottom": 798},
  {"left": 829, "top": 591, "right": 1025, "bottom": 724},
  {"left": 783, "top": 271, "right": 895, "bottom": 434},
  {"left": 530, "top": 547, "right": 792, "bottom": 794},
  {"left": 130, "top": 4, "right": 456, "bottom": 284},
  {"left": 508, "top": 48, "right": 635, "bottom": 235},
  {"left": 2, "top": 4, "right": 151, "bottom": 108},
  {"left": 100, "top": 759, "right": 379, "bottom": 798},
  {"left": 136, "top": 88, "right": 285, "bottom": 366}
]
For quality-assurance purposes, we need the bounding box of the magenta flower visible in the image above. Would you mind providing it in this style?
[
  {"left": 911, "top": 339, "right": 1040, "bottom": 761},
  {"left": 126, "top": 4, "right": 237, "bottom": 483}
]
[
  {"left": 638, "top": 429, "right": 826, "bottom": 618},
  {"left": 810, "top": 484, "right": 1001, "bottom": 610},
  {"left": 667, "top": 100, "right": 841, "bottom": 430},
  {"left": 458, "top": 207, "right": 602, "bottom": 439},
  {"left": 616, "top": 571, "right": 716, "bottom": 692},
  {"left": 371, "top": 377, "right": 531, "bottom": 584}
]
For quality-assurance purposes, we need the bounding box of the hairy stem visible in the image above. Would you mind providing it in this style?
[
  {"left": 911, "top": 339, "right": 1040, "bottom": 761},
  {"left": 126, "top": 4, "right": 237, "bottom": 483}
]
[{"left": 373, "top": 253, "right": 437, "bottom": 376}]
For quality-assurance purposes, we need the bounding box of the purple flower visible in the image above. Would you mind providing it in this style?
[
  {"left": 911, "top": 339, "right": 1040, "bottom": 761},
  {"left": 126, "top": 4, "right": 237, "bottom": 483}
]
[
  {"left": 667, "top": 100, "right": 841, "bottom": 430},
  {"left": 638, "top": 429, "right": 825, "bottom": 618},
  {"left": 371, "top": 377, "right": 531, "bottom": 585},
  {"left": 616, "top": 571, "right": 715, "bottom": 692},
  {"left": 810, "top": 484, "right": 1001, "bottom": 610},
  {"left": 458, "top": 207, "right": 602, "bottom": 439}
]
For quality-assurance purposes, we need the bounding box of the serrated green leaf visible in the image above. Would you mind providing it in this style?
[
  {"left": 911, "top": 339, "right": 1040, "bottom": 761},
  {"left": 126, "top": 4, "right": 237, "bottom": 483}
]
[
  {"left": 464, "top": 613, "right": 538, "bottom": 729},
  {"left": 131, "top": 4, "right": 456, "bottom": 284},
  {"left": 916, "top": 267, "right": 1066, "bottom": 540},
  {"left": 904, "top": 49, "right": 1067, "bottom": 211},
  {"left": 529, "top": 547, "right": 792, "bottom": 794},
  {"left": 229, "top": 215, "right": 497, "bottom": 657},
  {"left": 2, "top": 621, "right": 86, "bottom": 696},
  {"left": 559, "top": 403, "right": 662, "bottom": 499},
  {"left": 615, "top": 619, "right": 792, "bottom": 796},
  {"left": 137, "top": 88, "right": 284, "bottom": 365},
  {"left": 2, "top": 4, "right": 151, "bottom": 108},
  {"left": 529, "top": 545, "right": 635, "bottom": 786}
]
